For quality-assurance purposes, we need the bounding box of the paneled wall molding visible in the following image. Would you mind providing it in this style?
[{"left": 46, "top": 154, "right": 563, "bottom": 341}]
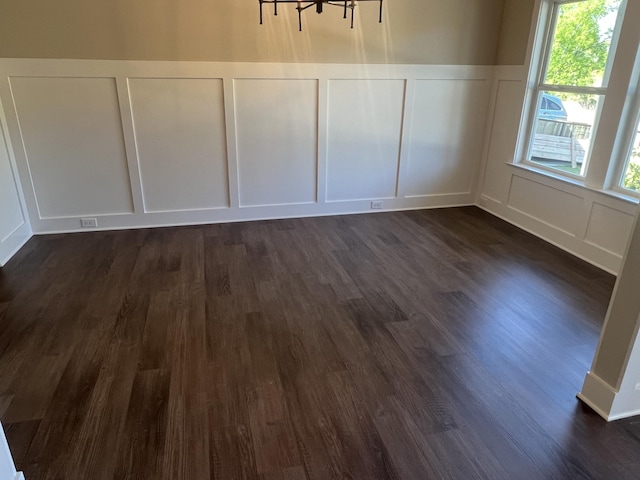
[
  {"left": 0, "top": 92, "right": 31, "bottom": 267},
  {"left": 0, "top": 58, "right": 495, "bottom": 249},
  {"left": 477, "top": 68, "right": 638, "bottom": 275},
  {"left": 0, "top": 58, "right": 497, "bottom": 80},
  {"left": 1, "top": 58, "right": 636, "bottom": 275}
]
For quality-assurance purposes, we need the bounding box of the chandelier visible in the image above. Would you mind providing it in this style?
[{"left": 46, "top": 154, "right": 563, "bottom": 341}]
[{"left": 259, "top": 0, "right": 383, "bottom": 31}]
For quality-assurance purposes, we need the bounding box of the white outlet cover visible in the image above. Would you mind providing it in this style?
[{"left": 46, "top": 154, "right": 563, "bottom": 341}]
[{"left": 80, "top": 218, "right": 98, "bottom": 228}]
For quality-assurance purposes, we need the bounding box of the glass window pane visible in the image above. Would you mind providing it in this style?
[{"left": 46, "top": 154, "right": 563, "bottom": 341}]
[
  {"left": 621, "top": 118, "right": 640, "bottom": 192},
  {"left": 529, "top": 91, "right": 601, "bottom": 176},
  {"left": 544, "top": 0, "right": 622, "bottom": 88}
]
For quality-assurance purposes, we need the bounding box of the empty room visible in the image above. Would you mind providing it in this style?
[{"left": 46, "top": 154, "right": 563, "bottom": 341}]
[{"left": 2, "top": 0, "right": 640, "bottom": 478}]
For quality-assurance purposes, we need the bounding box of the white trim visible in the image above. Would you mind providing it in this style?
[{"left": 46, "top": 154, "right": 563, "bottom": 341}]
[
  {"left": 577, "top": 371, "right": 617, "bottom": 420},
  {"left": 0, "top": 220, "right": 23, "bottom": 244},
  {"left": 395, "top": 78, "right": 413, "bottom": 198},
  {"left": 119, "top": 77, "right": 145, "bottom": 214},
  {"left": 0, "top": 92, "right": 32, "bottom": 268},
  {"left": 0, "top": 58, "right": 495, "bottom": 81},
  {"left": 223, "top": 77, "right": 240, "bottom": 209},
  {"left": 509, "top": 162, "right": 638, "bottom": 211},
  {"left": 578, "top": 370, "right": 640, "bottom": 422},
  {"left": 0, "top": 222, "right": 31, "bottom": 267},
  {"left": 518, "top": 0, "right": 628, "bottom": 188},
  {"left": 608, "top": 43, "right": 640, "bottom": 190},
  {"left": 317, "top": 78, "right": 329, "bottom": 204},
  {"left": 30, "top": 196, "right": 475, "bottom": 235},
  {"left": 0, "top": 422, "right": 22, "bottom": 480}
]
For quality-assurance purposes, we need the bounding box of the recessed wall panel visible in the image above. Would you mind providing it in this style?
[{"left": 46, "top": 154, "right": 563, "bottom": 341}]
[
  {"left": 0, "top": 125, "right": 23, "bottom": 242},
  {"left": 10, "top": 77, "right": 133, "bottom": 218},
  {"left": 404, "top": 79, "right": 489, "bottom": 196},
  {"left": 326, "top": 79, "right": 405, "bottom": 201},
  {"left": 129, "top": 78, "right": 229, "bottom": 212},
  {"left": 235, "top": 79, "right": 318, "bottom": 207},
  {"left": 482, "top": 80, "right": 523, "bottom": 203},
  {"left": 585, "top": 203, "right": 635, "bottom": 255},
  {"left": 507, "top": 175, "right": 583, "bottom": 236}
]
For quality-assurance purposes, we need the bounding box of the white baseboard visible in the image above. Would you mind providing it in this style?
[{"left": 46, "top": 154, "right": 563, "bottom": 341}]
[
  {"left": 0, "top": 221, "right": 32, "bottom": 267},
  {"left": 578, "top": 371, "right": 640, "bottom": 421},
  {"left": 30, "top": 195, "right": 474, "bottom": 235}
]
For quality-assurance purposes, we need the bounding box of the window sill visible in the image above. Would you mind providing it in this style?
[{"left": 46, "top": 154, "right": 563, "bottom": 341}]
[{"left": 507, "top": 162, "right": 640, "bottom": 206}]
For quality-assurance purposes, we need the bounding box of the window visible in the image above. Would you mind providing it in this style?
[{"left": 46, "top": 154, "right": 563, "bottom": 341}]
[
  {"left": 523, "top": 0, "right": 624, "bottom": 178},
  {"left": 620, "top": 115, "right": 640, "bottom": 192}
]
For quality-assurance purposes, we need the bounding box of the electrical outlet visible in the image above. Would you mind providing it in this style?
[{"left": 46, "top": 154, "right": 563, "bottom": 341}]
[
  {"left": 80, "top": 218, "right": 98, "bottom": 228},
  {"left": 635, "top": 382, "right": 640, "bottom": 391},
  {"left": 371, "top": 201, "right": 383, "bottom": 210}
]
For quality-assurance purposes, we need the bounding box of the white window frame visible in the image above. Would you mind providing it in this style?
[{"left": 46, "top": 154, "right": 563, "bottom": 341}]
[
  {"left": 610, "top": 61, "right": 640, "bottom": 196},
  {"left": 519, "top": 0, "right": 626, "bottom": 183}
]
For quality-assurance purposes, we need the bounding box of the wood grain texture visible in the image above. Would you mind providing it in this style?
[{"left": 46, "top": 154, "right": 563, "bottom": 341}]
[{"left": 0, "top": 207, "right": 638, "bottom": 480}]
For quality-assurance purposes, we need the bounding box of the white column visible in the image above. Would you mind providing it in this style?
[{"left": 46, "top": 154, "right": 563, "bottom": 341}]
[
  {"left": 0, "top": 422, "right": 23, "bottom": 480},
  {"left": 579, "top": 208, "right": 640, "bottom": 421}
]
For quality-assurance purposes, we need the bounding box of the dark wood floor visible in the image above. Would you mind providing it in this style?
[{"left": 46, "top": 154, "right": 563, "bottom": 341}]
[{"left": 0, "top": 207, "right": 638, "bottom": 480}]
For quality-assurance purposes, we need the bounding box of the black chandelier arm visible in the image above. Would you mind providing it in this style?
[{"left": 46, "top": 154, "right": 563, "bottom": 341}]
[
  {"left": 297, "top": 2, "right": 319, "bottom": 11},
  {"left": 258, "top": 0, "right": 383, "bottom": 30}
]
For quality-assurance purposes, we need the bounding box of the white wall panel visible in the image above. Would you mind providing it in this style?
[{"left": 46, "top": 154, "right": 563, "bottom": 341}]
[
  {"left": 129, "top": 78, "right": 229, "bottom": 212},
  {"left": 585, "top": 203, "right": 635, "bottom": 255},
  {"left": 0, "top": 106, "right": 31, "bottom": 267},
  {"left": 403, "top": 79, "right": 489, "bottom": 196},
  {"left": 481, "top": 80, "right": 523, "bottom": 203},
  {"left": 0, "top": 125, "right": 23, "bottom": 242},
  {"left": 234, "top": 79, "right": 317, "bottom": 207},
  {"left": 507, "top": 175, "right": 583, "bottom": 236},
  {"left": 326, "top": 79, "right": 405, "bottom": 201},
  {"left": 10, "top": 77, "right": 133, "bottom": 218}
]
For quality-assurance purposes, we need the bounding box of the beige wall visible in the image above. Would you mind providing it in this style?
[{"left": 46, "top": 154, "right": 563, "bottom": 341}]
[
  {"left": 497, "top": 0, "right": 535, "bottom": 65},
  {"left": 0, "top": 0, "right": 531, "bottom": 65}
]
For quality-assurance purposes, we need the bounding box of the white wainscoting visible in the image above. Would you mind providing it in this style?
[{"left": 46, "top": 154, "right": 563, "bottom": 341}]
[
  {"left": 235, "top": 78, "right": 318, "bottom": 207},
  {"left": 0, "top": 59, "right": 492, "bottom": 242},
  {"left": 477, "top": 67, "right": 638, "bottom": 274},
  {"left": 1, "top": 59, "right": 637, "bottom": 274},
  {"left": 326, "top": 79, "right": 406, "bottom": 201},
  {"left": 128, "top": 78, "right": 230, "bottom": 213},
  {"left": 10, "top": 76, "right": 134, "bottom": 218},
  {"left": 403, "top": 79, "right": 490, "bottom": 198},
  {"left": 0, "top": 97, "right": 30, "bottom": 267}
]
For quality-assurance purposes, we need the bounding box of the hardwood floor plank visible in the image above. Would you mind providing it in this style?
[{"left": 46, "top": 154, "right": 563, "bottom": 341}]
[
  {"left": 24, "top": 327, "right": 108, "bottom": 473},
  {"left": 68, "top": 343, "right": 139, "bottom": 480},
  {"left": 210, "top": 424, "right": 258, "bottom": 480},
  {"left": 162, "top": 283, "right": 211, "bottom": 480},
  {"left": 113, "top": 369, "right": 170, "bottom": 480},
  {"left": 3, "top": 420, "right": 40, "bottom": 467}
]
